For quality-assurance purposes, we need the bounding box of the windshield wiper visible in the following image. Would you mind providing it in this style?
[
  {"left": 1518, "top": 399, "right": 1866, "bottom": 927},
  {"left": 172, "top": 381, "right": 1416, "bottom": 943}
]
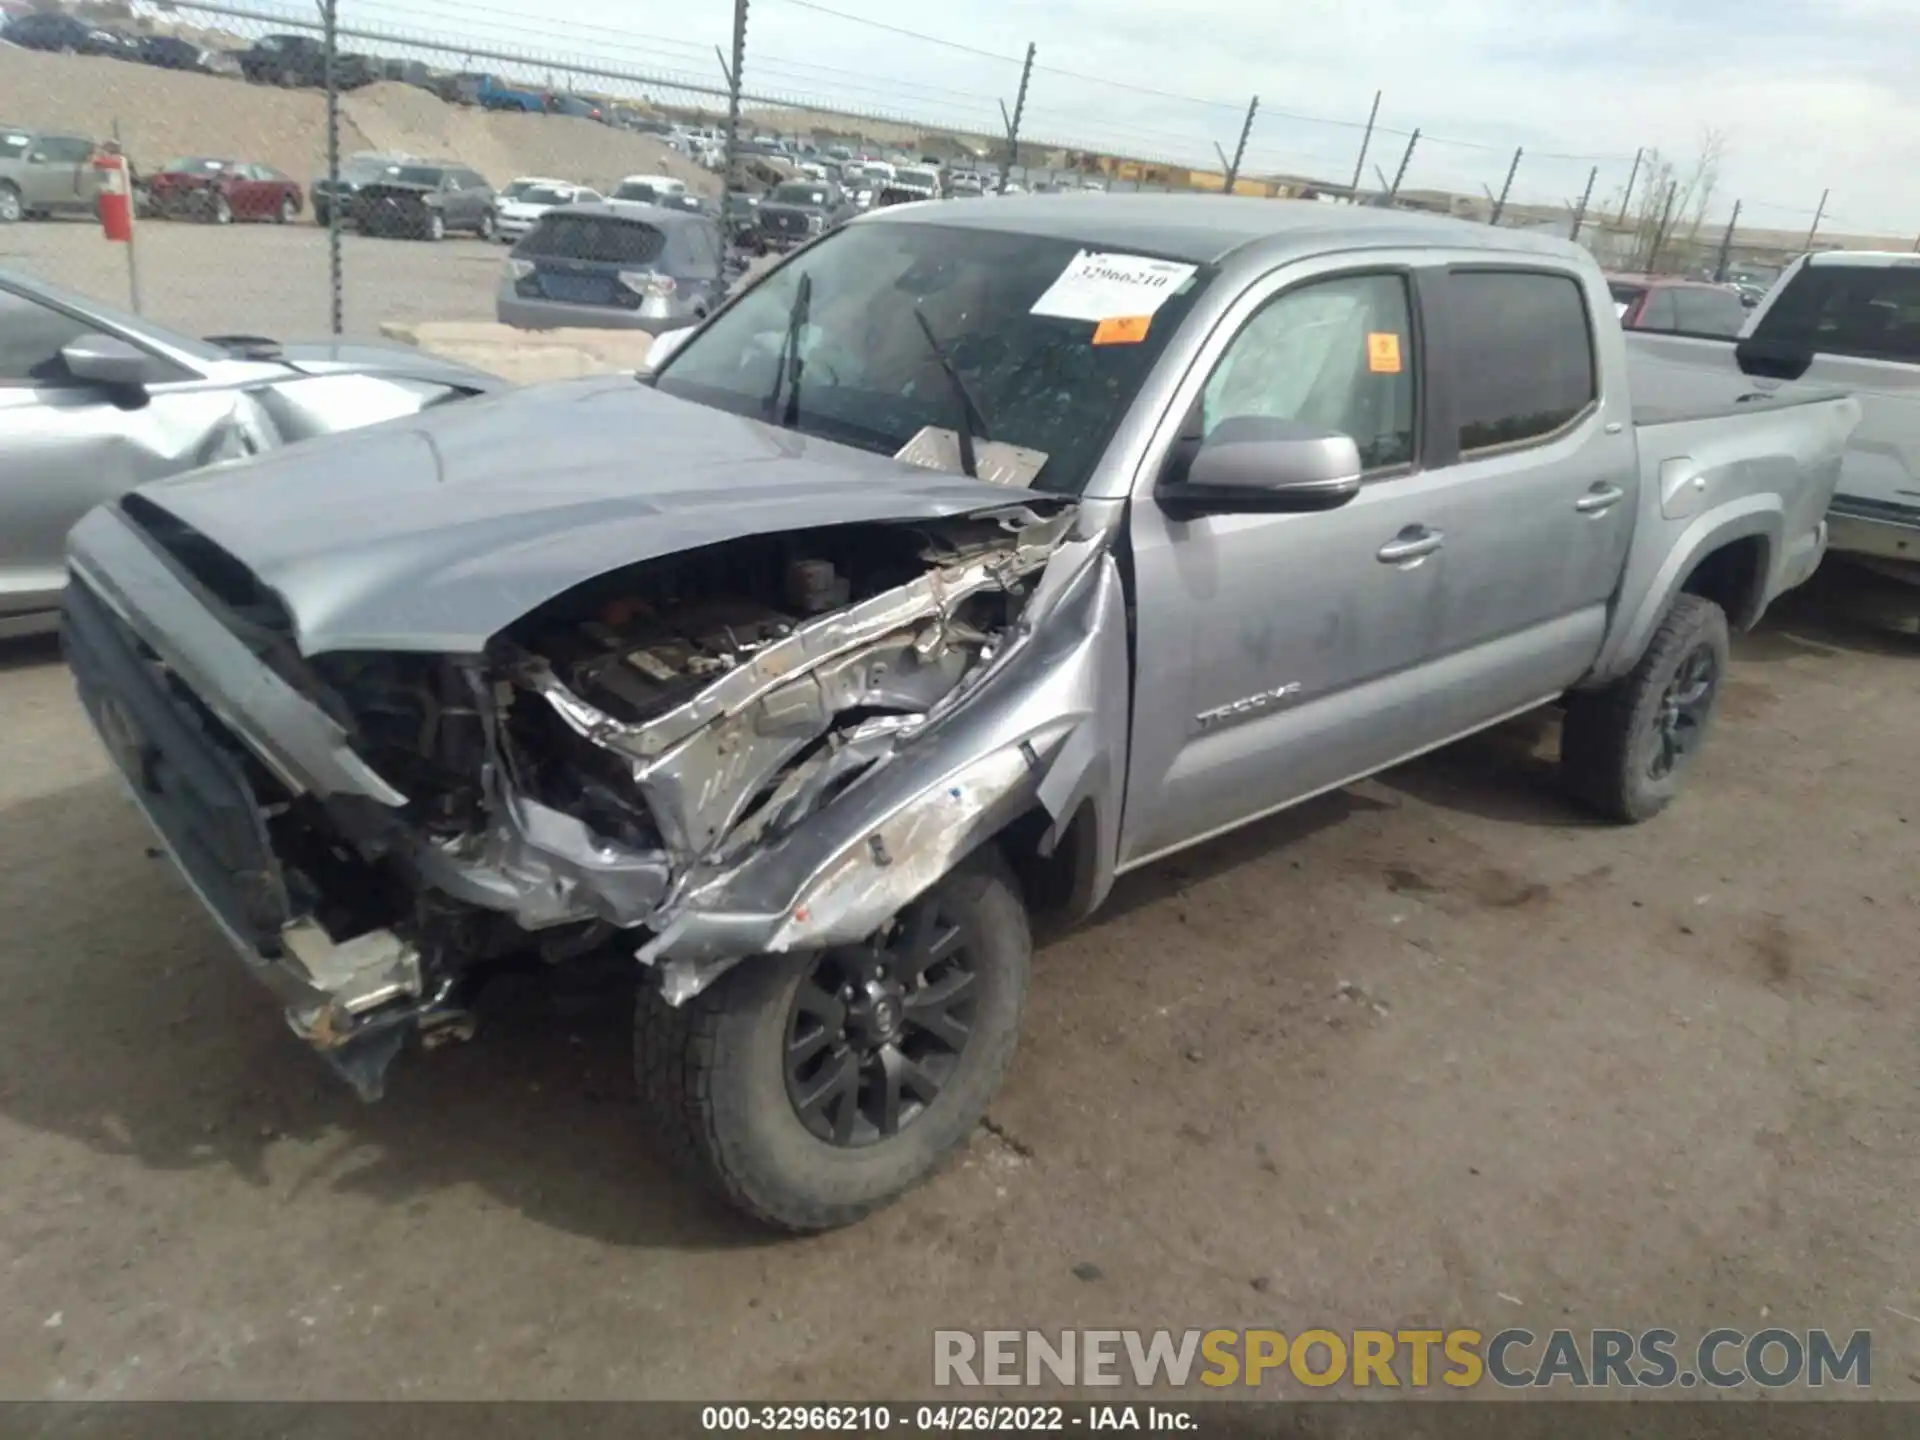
[
  {"left": 910, "top": 308, "right": 992, "bottom": 479},
  {"left": 763, "top": 270, "right": 812, "bottom": 428}
]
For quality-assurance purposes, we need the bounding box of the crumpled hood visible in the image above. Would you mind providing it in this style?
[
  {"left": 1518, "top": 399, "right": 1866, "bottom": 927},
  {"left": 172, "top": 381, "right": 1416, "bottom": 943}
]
[{"left": 130, "top": 374, "right": 1045, "bottom": 656}]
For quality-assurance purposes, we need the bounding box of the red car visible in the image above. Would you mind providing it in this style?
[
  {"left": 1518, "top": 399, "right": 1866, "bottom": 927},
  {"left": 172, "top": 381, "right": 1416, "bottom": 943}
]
[
  {"left": 146, "top": 157, "right": 303, "bottom": 224},
  {"left": 1606, "top": 273, "right": 1751, "bottom": 338}
]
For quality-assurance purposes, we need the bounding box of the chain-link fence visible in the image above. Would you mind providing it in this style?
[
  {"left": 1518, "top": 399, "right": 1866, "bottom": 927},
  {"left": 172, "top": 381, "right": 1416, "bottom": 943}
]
[{"left": 3, "top": 0, "right": 1913, "bottom": 345}]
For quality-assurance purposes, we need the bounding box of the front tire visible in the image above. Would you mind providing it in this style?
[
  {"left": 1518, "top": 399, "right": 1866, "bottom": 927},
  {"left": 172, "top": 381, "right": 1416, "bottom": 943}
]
[
  {"left": 277, "top": 195, "right": 297, "bottom": 223},
  {"left": 0, "top": 183, "right": 21, "bottom": 225},
  {"left": 425, "top": 210, "right": 445, "bottom": 241},
  {"left": 476, "top": 209, "right": 495, "bottom": 240},
  {"left": 1561, "top": 593, "right": 1730, "bottom": 823},
  {"left": 635, "top": 848, "right": 1031, "bottom": 1231},
  {"left": 210, "top": 192, "right": 233, "bottom": 225}
]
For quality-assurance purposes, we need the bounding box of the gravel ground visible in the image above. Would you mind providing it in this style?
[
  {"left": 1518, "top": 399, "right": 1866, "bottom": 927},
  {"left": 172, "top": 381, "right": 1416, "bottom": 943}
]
[
  {"left": 0, "top": 560, "right": 1915, "bottom": 1400},
  {"left": 1, "top": 216, "right": 509, "bottom": 342}
]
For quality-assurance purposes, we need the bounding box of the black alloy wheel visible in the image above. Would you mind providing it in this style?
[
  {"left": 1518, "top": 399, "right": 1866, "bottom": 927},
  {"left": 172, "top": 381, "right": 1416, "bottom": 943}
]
[
  {"left": 1645, "top": 643, "right": 1718, "bottom": 781},
  {"left": 783, "top": 898, "right": 977, "bottom": 1147}
]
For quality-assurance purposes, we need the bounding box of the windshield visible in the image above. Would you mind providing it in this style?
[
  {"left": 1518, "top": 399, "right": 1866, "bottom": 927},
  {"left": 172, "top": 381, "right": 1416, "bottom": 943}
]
[
  {"left": 389, "top": 166, "right": 444, "bottom": 187},
  {"left": 897, "top": 170, "right": 938, "bottom": 189},
  {"left": 653, "top": 222, "right": 1210, "bottom": 496},
  {"left": 520, "top": 185, "right": 571, "bottom": 205},
  {"left": 772, "top": 183, "right": 829, "bottom": 206},
  {"left": 162, "top": 157, "right": 227, "bottom": 173},
  {"left": 0, "top": 134, "right": 28, "bottom": 160},
  {"left": 613, "top": 182, "right": 658, "bottom": 202}
]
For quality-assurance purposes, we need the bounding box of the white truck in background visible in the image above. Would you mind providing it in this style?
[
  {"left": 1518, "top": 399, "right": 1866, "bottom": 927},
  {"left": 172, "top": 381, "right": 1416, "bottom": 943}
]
[{"left": 1632, "top": 250, "right": 1920, "bottom": 587}]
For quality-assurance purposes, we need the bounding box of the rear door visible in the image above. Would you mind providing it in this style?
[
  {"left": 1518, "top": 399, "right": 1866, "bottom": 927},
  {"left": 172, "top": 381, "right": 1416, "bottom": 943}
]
[{"left": 1409, "top": 264, "right": 1638, "bottom": 724}]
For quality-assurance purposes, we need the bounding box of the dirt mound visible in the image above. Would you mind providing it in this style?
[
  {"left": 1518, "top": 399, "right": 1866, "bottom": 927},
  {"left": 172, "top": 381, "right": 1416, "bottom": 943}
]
[
  {"left": 344, "top": 83, "right": 718, "bottom": 196},
  {"left": 0, "top": 48, "right": 373, "bottom": 180},
  {"left": 0, "top": 51, "right": 719, "bottom": 196}
]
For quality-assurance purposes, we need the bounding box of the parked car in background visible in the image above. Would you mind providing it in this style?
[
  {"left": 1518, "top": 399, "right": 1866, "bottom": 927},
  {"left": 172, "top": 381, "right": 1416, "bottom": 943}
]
[
  {"left": 472, "top": 73, "right": 544, "bottom": 112},
  {"left": 544, "top": 94, "right": 604, "bottom": 122},
  {"left": 0, "top": 268, "right": 501, "bottom": 637},
  {"left": 493, "top": 180, "right": 601, "bottom": 242},
  {"left": 720, "top": 187, "right": 763, "bottom": 250},
  {"left": 876, "top": 165, "right": 939, "bottom": 208},
  {"left": 354, "top": 162, "right": 495, "bottom": 240},
  {"left": 1631, "top": 251, "right": 1920, "bottom": 586},
  {"left": 497, "top": 200, "right": 726, "bottom": 331},
  {"left": 755, "top": 178, "right": 856, "bottom": 250},
  {"left": 1607, "top": 275, "right": 1749, "bottom": 338},
  {"left": 1, "top": 11, "right": 135, "bottom": 57},
  {"left": 147, "top": 157, "right": 303, "bottom": 224},
  {"left": 237, "top": 33, "right": 376, "bottom": 89},
  {"left": 310, "top": 151, "right": 417, "bottom": 228},
  {"left": 133, "top": 34, "right": 241, "bottom": 75},
  {"left": 612, "top": 173, "right": 687, "bottom": 203},
  {"left": 0, "top": 126, "right": 100, "bottom": 223}
]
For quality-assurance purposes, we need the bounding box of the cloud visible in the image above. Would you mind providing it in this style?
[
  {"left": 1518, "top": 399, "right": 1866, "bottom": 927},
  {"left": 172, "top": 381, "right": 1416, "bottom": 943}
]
[{"left": 360, "top": 0, "right": 1920, "bottom": 234}]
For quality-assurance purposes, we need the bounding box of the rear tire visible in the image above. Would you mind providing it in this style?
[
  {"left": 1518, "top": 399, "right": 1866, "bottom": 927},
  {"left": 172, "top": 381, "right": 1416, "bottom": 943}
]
[
  {"left": 1561, "top": 593, "right": 1730, "bottom": 823},
  {"left": 635, "top": 848, "right": 1031, "bottom": 1232},
  {"left": 0, "top": 183, "right": 20, "bottom": 225},
  {"left": 425, "top": 210, "right": 445, "bottom": 242},
  {"left": 476, "top": 210, "right": 495, "bottom": 240},
  {"left": 211, "top": 193, "right": 233, "bottom": 225}
]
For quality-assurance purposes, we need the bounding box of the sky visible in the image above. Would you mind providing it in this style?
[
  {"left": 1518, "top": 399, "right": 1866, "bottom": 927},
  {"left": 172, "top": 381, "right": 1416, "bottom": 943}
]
[{"left": 337, "top": 0, "right": 1920, "bottom": 236}]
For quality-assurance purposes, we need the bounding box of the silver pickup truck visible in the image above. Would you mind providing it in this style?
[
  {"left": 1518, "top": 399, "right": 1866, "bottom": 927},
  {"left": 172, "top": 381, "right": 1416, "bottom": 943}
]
[{"left": 62, "top": 197, "right": 1857, "bottom": 1231}]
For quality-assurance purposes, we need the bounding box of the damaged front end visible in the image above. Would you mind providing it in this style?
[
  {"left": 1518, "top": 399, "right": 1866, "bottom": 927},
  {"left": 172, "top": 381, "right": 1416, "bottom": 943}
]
[{"left": 68, "top": 492, "right": 1126, "bottom": 1098}]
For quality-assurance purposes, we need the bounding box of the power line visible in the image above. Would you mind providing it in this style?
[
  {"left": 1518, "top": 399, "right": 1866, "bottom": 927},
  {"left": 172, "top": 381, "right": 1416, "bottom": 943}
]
[{"left": 760, "top": 0, "right": 1024, "bottom": 64}]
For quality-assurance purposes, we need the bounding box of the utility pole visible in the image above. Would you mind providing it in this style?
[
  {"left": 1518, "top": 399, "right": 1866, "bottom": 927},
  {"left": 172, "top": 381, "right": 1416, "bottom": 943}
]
[
  {"left": 1385, "top": 127, "right": 1419, "bottom": 205},
  {"left": 319, "top": 0, "right": 340, "bottom": 333},
  {"left": 721, "top": 0, "right": 748, "bottom": 196},
  {"left": 997, "top": 43, "right": 1035, "bottom": 195},
  {"left": 1488, "top": 146, "right": 1522, "bottom": 226},
  {"left": 1645, "top": 180, "right": 1678, "bottom": 272},
  {"left": 1346, "top": 88, "right": 1381, "bottom": 201},
  {"left": 1713, "top": 200, "right": 1743, "bottom": 282},
  {"left": 1568, "top": 164, "right": 1598, "bottom": 242},
  {"left": 1614, "top": 145, "right": 1644, "bottom": 226},
  {"left": 1805, "top": 188, "right": 1829, "bottom": 250},
  {"left": 1218, "top": 94, "right": 1257, "bottom": 195}
]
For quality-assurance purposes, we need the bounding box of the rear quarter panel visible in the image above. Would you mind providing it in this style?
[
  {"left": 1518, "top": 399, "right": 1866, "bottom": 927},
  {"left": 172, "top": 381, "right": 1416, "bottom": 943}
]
[{"left": 1587, "top": 391, "right": 1860, "bottom": 684}]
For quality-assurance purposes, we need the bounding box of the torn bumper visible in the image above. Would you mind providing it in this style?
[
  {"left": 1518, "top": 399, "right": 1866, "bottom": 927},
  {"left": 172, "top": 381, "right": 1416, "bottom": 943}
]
[{"left": 63, "top": 510, "right": 432, "bottom": 1096}]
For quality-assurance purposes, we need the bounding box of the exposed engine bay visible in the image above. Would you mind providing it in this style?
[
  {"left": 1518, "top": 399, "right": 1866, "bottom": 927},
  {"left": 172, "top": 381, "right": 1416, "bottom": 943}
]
[{"left": 246, "top": 502, "right": 1078, "bottom": 1085}]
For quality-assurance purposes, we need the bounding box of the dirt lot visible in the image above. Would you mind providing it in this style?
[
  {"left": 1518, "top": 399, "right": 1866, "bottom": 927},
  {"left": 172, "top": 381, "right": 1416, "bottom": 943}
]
[
  {"left": 1, "top": 218, "right": 508, "bottom": 341},
  {"left": 0, "top": 562, "right": 1914, "bottom": 1400}
]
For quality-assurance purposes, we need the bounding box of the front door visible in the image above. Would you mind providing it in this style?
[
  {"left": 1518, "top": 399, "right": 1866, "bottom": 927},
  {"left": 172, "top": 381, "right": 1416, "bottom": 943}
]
[
  {"left": 0, "top": 287, "right": 241, "bottom": 627},
  {"left": 1119, "top": 263, "right": 1449, "bottom": 869}
]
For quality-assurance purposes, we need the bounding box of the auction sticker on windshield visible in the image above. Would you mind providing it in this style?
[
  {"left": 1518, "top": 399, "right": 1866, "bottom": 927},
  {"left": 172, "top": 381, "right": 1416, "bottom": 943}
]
[{"left": 1031, "top": 250, "right": 1199, "bottom": 323}]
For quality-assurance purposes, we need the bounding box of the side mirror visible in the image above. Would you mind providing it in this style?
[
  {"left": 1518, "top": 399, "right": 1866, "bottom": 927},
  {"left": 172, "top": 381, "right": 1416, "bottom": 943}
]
[
  {"left": 1734, "top": 334, "right": 1813, "bottom": 382},
  {"left": 1157, "top": 416, "right": 1364, "bottom": 517},
  {"left": 61, "top": 333, "right": 168, "bottom": 391},
  {"left": 641, "top": 325, "right": 696, "bottom": 375}
]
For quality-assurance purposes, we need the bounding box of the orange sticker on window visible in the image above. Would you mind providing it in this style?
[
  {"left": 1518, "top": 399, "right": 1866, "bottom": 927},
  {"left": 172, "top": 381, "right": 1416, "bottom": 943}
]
[
  {"left": 1093, "top": 314, "right": 1152, "bottom": 345},
  {"left": 1367, "top": 332, "right": 1403, "bottom": 373}
]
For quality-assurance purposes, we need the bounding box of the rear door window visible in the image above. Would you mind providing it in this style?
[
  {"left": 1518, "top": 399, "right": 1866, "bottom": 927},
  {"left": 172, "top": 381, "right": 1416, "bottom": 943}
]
[
  {"left": 519, "top": 214, "right": 665, "bottom": 264},
  {"left": 1636, "top": 288, "right": 1680, "bottom": 332},
  {"left": 1751, "top": 263, "right": 1920, "bottom": 365},
  {"left": 1441, "top": 270, "right": 1597, "bottom": 454}
]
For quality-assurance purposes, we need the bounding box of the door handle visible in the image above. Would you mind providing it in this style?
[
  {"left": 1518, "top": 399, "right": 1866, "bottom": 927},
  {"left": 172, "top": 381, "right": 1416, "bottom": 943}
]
[
  {"left": 1376, "top": 527, "right": 1444, "bottom": 565},
  {"left": 1576, "top": 484, "right": 1626, "bottom": 514}
]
